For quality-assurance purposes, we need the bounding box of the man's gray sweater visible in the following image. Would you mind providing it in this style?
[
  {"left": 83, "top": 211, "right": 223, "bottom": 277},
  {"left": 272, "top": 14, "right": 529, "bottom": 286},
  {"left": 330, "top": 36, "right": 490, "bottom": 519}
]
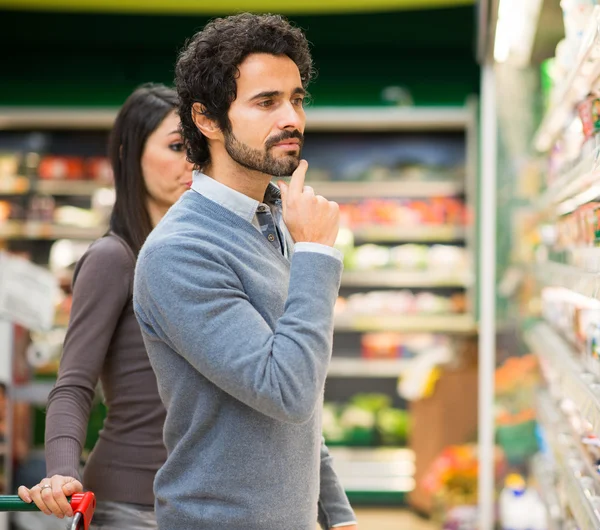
[{"left": 133, "top": 190, "right": 355, "bottom": 529}]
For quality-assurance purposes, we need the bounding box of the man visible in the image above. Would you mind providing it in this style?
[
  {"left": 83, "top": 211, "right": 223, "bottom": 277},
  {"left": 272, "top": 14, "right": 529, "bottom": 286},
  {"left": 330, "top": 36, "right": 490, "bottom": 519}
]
[{"left": 133, "top": 13, "right": 357, "bottom": 530}]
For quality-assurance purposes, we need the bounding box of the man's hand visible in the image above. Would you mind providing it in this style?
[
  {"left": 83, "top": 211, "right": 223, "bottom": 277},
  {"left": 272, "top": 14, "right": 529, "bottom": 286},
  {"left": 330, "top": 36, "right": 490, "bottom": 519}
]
[
  {"left": 18, "top": 475, "right": 83, "bottom": 518},
  {"left": 278, "top": 160, "right": 340, "bottom": 247}
]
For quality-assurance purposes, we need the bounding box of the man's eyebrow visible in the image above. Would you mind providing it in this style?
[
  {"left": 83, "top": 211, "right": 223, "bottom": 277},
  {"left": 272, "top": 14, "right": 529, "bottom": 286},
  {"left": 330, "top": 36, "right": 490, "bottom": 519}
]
[
  {"left": 249, "top": 90, "right": 282, "bottom": 101},
  {"left": 249, "top": 88, "right": 306, "bottom": 101}
]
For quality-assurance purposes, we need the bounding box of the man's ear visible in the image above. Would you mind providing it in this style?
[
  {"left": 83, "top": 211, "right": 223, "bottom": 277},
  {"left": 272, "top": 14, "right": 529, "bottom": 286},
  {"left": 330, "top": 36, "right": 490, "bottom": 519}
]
[{"left": 192, "top": 103, "right": 221, "bottom": 140}]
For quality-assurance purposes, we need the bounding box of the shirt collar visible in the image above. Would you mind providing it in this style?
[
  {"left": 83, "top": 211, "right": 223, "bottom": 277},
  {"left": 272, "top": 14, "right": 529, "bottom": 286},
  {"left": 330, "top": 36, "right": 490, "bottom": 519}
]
[{"left": 191, "top": 170, "right": 282, "bottom": 223}]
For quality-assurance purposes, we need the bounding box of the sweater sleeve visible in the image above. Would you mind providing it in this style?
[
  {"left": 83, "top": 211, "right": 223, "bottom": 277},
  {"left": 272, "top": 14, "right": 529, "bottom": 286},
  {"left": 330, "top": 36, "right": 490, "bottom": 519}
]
[
  {"left": 45, "top": 237, "right": 133, "bottom": 480},
  {"left": 134, "top": 247, "right": 342, "bottom": 424},
  {"left": 317, "top": 438, "right": 357, "bottom": 529}
]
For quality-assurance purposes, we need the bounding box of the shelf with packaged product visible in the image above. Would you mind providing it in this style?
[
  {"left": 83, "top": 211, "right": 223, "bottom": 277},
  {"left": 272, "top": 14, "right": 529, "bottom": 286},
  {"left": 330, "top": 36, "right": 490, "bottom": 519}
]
[
  {"left": 530, "top": 453, "right": 563, "bottom": 530},
  {"left": 525, "top": 322, "right": 600, "bottom": 436},
  {"left": 534, "top": 6, "right": 600, "bottom": 153},
  {"left": 537, "top": 391, "right": 600, "bottom": 530},
  {"left": 534, "top": 261, "right": 600, "bottom": 300}
]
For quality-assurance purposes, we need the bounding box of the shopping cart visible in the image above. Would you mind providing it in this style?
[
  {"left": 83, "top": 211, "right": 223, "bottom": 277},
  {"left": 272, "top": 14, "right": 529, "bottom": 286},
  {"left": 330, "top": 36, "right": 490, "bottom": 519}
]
[{"left": 0, "top": 492, "right": 96, "bottom": 530}]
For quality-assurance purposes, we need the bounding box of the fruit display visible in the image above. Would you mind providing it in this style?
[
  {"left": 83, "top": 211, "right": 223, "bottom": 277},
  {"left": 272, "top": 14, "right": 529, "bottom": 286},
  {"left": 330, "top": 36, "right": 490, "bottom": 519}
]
[
  {"left": 322, "top": 393, "right": 409, "bottom": 447},
  {"left": 338, "top": 197, "right": 466, "bottom": 229}
]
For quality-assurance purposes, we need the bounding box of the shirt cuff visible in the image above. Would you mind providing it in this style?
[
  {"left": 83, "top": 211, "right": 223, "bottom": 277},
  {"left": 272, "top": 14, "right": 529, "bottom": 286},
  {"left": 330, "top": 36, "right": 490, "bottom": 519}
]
[
  {"left": 331, "top": 522, "right": 358, "bottom": 528},
  {"left": 294, "top": 242, "right": 343, "bottom": 262}
]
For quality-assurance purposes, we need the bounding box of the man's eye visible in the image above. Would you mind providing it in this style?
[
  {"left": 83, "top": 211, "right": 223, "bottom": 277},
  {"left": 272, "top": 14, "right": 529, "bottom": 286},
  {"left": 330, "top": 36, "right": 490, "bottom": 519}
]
[
  {"left": 293, "top": 98, "right": 305, "bottom": 107},
  {"left": 169, "top": 142, "right": 185, "bottom": 152},
  {"left": 258, "top": 100, "right": 274, "bottom": 108}
]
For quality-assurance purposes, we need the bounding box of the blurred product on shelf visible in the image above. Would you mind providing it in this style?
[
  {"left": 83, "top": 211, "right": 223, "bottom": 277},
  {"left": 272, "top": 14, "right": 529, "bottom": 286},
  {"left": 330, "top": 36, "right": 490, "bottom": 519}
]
[
  {"left": 301, "top": 132, "right": 465, "bottom": 184},
  {"left": 338, "top": 197, "right": 466, "bottom": 229},
  {"left": 322, "top": 393, "right": 409, "bottom": 448},
  {"left": 335, "top": 291, "right": 466, "bottom": 318},
  {"left": 422, "top": 444, "right": 506, "bottom": 529},
  {"left": 494, "top": 355, "right": 541, "bottom": 466},
  {"left": 541, "top": 287, "right": 600, "bottom": 351},
  {"left": 38, "top": 155, "right": 113, "bottom": 184},
  {"left": 360, "top": 333, "right": 449, "bottom": 360},
  {"left": 498, "top": 473, "right": 548, "bottom": 530},
  {"left": 345, "top": 243, "right": 468, "bottom": 273}
]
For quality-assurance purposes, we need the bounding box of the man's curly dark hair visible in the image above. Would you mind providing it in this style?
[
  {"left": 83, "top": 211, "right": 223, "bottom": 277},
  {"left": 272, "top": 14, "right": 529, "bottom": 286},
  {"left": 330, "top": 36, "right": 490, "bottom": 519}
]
[{"left": 175, "top": 13, "right": 315, "bottom": 167}]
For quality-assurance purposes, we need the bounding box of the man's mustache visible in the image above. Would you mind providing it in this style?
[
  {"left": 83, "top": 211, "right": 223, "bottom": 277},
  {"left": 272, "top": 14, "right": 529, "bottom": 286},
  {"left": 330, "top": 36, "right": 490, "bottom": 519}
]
[{"left": 265, "top": 130, "right": 304, "bottom": 149}]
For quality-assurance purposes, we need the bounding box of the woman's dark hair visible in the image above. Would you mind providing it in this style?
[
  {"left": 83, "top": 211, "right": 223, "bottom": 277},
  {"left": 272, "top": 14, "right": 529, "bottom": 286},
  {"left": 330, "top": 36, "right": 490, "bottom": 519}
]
[
  {"left": 175, "top": 13, "right": 314, "bottom": 167},
  {"left": 108, "top": 83, "right": 178, "bottom": 256}
]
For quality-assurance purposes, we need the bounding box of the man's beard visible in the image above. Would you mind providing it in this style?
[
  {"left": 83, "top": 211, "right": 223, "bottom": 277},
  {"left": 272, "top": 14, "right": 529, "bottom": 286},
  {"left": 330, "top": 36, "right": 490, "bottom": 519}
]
[{"left": 224, "top": 129, "right": 304, "bottom": 177}]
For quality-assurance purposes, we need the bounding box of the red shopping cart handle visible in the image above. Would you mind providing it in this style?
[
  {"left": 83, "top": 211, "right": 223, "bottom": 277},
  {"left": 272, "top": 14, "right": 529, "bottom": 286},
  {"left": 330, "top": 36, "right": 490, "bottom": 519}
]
[
  {"left": 0, "top": 491, "right": 96, "bottom": 530},
  {"left": 70, "top": 492, "right": 96, "bottom": 530}
]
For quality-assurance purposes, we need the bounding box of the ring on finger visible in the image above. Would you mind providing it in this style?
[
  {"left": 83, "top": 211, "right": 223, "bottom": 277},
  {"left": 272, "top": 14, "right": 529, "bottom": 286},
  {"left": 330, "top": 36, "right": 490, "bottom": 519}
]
[{"left": 40, "top": 484, "right": 52, "bottom": 491}]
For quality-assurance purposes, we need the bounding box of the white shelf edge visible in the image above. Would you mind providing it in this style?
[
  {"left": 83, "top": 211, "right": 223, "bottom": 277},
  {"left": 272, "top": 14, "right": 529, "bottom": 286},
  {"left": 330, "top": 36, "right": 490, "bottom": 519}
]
[
  {"left": 306, "top": 106, "right": 471, "bottom": 131},
  {"left": 537, "top": 392, "right": 600, "bottom": 530},
  {"left": 309, "top": 180, "right": 465, "bottom": 198},
  {"left": 531, "top": 453, "right": 563, "bottom": 530},
  {"left": 0, "top": 106, "right": 471, "bottom": 131},
  {"left": 334, "top": 313, "right": 476, "bottom": 333},
  {"left": 341, "top": 270, "right": 470, "bottom": 288},
  {"left": 526, "top": 322, "right": 600, "bottom": 434},
  {"left": 0, "top": 221, "right": 106, "bottom": 241},
  {"left": 351, "top": 225, "right": 466, "bottom": 243},
  {"left": 534, "top": 261, "right": 600, "bottom": 300},
  {"left": 36, "top": 180, "right": 113, "bottom": 196},
  {"left": 0, "top": 107, "right": 119, "bottom": 130},
  {"left": 328, "top": 358, "right": 409, "bottom": 378}
]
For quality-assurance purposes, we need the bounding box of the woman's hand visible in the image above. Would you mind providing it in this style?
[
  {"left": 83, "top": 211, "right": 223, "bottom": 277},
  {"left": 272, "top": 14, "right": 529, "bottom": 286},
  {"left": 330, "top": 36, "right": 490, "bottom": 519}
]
[{"left": 18, "top": 475, "right": 83, "bottom": 518}]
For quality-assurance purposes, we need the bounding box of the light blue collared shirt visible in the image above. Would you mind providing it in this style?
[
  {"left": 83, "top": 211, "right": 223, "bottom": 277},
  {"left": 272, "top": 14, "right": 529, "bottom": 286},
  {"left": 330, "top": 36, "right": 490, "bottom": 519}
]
[{"left": 191, "top": 170, "right": 343, "bottom": 262}]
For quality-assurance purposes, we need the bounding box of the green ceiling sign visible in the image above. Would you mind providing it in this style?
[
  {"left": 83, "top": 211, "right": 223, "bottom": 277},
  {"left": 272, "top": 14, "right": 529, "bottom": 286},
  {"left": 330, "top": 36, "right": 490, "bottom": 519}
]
[{"left": 0, "top": 0, "right": 474, "bottom": 14}]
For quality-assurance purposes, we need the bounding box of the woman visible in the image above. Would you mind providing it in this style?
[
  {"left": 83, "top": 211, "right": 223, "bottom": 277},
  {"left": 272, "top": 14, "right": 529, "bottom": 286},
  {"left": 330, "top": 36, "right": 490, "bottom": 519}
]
[{"left": 18, "top": 83, "right": 193, "bottom": 529}]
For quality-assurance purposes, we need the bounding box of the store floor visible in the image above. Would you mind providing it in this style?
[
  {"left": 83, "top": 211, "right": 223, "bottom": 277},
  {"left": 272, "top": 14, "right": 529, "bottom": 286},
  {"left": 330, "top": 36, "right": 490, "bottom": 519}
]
[{"left": 326, "top": 508, "right": 437, "bottom": 530}]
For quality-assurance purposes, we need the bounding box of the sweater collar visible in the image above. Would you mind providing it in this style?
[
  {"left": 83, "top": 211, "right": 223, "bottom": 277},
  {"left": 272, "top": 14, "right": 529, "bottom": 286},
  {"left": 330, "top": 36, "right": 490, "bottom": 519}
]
[{"left": 191, "top": 170, "right": 281, "bottom": 223}]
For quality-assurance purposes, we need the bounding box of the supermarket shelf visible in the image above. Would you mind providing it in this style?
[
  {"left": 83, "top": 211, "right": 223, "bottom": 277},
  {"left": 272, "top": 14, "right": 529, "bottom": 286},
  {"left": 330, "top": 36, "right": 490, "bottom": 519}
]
[
  {"left": 334, "top": 313, "right": 476, "bottom": 333},
  {"left": 538, "top": 146, "right": 600, "bottom": 213},
  {"left": 534, "top": 6, "right": 600, "bottom": 153},
  {"left": 0, "top": 106, "right": 471, "bottom": 132},
  {"left": 10, "top": 382, "right": 54, "bottom": 405},
  {"left": 0, "top": 221, "right": 105, "bottom": 240},
  {"left": 531, "top": 453, "right": 563, "bottom": 530},
  {"left": 537, "top": 392, "right": 600, "bottom": 530},
  {"left": 36, "top": 180, "right": 113, "bottom": 196},
  {"left": 0, "top": 176, "right": 30, "bottom": 195},
  {"left": 534, "top": 261, "right": 600, "bottom": 300},
  {"left": 328, "top": 358, "right": 409, "bottom": 378},
  {"left": 328, "top": 447, "right": 415, "bottom": 493},
  {"left": 0, "top": 107, "right": 117, "bottom": 130},
  {"left": 341, "top": 270, "right": 469, "bottom": 288},
  {"left": 309, "top": 180, "right": 464, "bottom": 198},
  {"left": 352, "top": 225, "right": 465, "bottom": 243},
  {"left": 525, "top": 322, "right": 600, "bottom": 434}
]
